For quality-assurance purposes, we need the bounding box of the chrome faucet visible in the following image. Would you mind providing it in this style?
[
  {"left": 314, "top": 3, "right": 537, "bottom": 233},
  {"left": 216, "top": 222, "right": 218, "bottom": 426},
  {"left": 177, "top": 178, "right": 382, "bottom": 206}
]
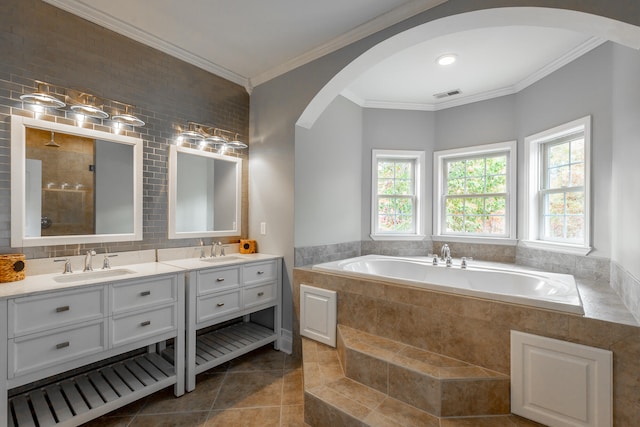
[
  {"left": 440, "top": 244, "right": 451, "bottom": 261},
  {"left": 84, "top": 250, "right": 96, "bottom": 272}
]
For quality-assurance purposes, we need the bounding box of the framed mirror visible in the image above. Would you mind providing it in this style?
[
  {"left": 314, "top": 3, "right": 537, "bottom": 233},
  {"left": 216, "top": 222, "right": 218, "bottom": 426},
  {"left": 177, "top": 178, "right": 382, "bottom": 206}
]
[
  {"left": 11, "top": 115, "right": 143, "bottom": 247},
  {"left": 168, "top": 145, "right": 242, "bottom": 239}
]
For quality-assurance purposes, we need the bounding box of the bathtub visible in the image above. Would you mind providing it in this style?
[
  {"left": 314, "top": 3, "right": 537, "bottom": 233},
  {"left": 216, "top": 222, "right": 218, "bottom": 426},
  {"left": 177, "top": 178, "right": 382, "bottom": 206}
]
[{"left": 312, "top": 255, "right": 584, "bottom": 315}]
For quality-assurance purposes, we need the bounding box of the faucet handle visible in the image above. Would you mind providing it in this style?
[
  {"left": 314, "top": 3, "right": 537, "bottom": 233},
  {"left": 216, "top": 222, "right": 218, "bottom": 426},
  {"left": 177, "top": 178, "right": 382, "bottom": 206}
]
[
  {"left": 103, "top": 254, "right": 118, "bottom": 269},
  {"left": 54, "top": 258, "right": 73, "bottom": 274},
  {"left": 460, "top": 257, "right": 473, "bottom": 269}
]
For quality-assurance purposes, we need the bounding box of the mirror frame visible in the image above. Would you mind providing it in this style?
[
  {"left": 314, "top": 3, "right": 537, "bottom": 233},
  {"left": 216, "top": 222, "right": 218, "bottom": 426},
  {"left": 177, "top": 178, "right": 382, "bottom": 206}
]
[
  {"left": 168, "top": 144, "right": 242, "bottom": 239},
  {"left": 11, "top": 115, "right": 144, "bottom": 247}
]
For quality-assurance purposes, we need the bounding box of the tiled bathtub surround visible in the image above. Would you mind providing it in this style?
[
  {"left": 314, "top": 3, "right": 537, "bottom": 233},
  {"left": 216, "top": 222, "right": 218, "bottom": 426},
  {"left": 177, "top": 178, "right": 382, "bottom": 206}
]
[
  {"left": 611, "top": 261, "right": 640, "bottom": 323},
  {"left": 294, "top": 241, "right": 361, "bottom": 267},
  {"left": 293, "top": 268, "right": 640, "bottom": 425},
  {"left": 516, "top": 245, "right": 611, "bottom": 282}
]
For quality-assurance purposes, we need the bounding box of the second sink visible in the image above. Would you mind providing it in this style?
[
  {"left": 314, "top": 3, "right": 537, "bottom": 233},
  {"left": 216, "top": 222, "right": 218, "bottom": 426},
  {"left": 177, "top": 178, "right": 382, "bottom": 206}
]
[{"left": 54, "top": 268, "right": 137, "bottom": 283}]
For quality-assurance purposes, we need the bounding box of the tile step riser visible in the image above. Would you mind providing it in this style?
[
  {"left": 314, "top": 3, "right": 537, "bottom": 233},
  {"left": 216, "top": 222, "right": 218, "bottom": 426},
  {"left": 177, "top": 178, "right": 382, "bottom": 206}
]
[{"left": 343, "top": 346, "right": 510, "bottom": 417}]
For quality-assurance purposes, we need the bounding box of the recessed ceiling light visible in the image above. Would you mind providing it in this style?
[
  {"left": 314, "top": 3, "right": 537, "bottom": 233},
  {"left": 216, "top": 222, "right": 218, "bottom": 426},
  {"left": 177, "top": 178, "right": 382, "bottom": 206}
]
[{"left": 437, "top": 54, "right": 457, "bottom": 66}]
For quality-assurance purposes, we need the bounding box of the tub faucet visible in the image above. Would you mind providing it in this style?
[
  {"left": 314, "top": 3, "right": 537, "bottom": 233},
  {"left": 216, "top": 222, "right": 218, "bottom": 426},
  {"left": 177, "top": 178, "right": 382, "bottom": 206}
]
[
  {"left": 440, "top": 244, "right": 451, "bottom": 262},
  {"left": 84, "top": 250, "right": 96, "bottom": 272}
]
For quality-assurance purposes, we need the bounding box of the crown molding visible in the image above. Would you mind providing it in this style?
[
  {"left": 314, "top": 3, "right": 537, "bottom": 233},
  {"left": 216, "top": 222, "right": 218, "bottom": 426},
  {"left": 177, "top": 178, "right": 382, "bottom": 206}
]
[
  {"left": 343, "top": 35, "right": 607, "bottom": 112},
  {"left": 45, "top": 0, "right": 448, "bottom": 91},
  {"left": 249, "top": 0, "right": 449, "bottom": 87},
  {"left": 43, "top": 0, "right": 249, "bottom": 88},
  {"left": 514, "top": 36, "right": 606, "bottom": 92}
]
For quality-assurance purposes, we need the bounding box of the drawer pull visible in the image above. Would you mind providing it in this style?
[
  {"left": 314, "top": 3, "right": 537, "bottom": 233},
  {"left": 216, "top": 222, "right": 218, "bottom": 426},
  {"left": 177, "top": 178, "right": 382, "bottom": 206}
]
[
  {"left": 216, "top": 278, "right": 225, "bottom": 282},
  {"left": 257, "top": 292, "right": 264, "bottom": 297},
  {"left": 56, "top": 305, "right": 70, "bottom": 313},
  {"left": 56, "top": 341, "right": 70, "bottom": 350},
  {"left": 257, "top": 271, "right": 265, "bottom": 275},
  {"left": 140, "top": 320, "right": 151, "bottom": 327},
  {"left": 140, "top": 290, "right": 151, "bottom": 296},
  {"left": 216, "top": 303, "right": 225, "bottom": 307}
]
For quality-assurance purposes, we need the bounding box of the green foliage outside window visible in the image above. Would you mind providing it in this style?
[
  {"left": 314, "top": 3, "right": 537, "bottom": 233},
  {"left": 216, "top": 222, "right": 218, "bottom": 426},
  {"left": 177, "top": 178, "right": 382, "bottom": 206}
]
[
  {"left": 376, "top": 159, "right": 415, "bottom": 233},
  {"left": 444, "top": 154, "right": 507, "bottom": 235}
]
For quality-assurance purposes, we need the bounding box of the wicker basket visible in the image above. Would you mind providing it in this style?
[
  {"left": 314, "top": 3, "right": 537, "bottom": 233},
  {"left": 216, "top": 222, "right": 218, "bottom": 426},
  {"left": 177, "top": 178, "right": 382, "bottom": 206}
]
[{"left": 0, "top": 254, "right": 26, "bottom": 283}]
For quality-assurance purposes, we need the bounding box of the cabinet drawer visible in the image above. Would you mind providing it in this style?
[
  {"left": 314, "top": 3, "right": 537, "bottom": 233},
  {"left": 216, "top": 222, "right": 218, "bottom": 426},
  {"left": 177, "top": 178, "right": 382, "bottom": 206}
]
[
  {"left": 197, "top": 267, "right": 240, "bottom": 295},
  {"left": 243, "top": 282, "right": 277, "bottom": 309},
  {"left": 8, "top": 320, "right": 107, "bottom": 378},
  {"left": 111, "top": 304, "right": 177, "bottom": 347},
  {"left": 112, "top": 275, "right": 177, "bottom": 313},
  {"left": 197, "top": 289, "right": 242, "bottom": 323},
  {"left": 243, "top": 261, "right": 277, "bottom": 285},
  {"left": 9, "top": 287, "right": 106, "bottom": 337}
]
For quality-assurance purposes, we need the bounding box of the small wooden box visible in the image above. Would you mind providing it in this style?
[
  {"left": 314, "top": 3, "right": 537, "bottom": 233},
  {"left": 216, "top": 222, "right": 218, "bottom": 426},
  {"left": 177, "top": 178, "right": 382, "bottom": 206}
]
[{"left": 240, "top": 239, "right": 257, "bottom": 254}]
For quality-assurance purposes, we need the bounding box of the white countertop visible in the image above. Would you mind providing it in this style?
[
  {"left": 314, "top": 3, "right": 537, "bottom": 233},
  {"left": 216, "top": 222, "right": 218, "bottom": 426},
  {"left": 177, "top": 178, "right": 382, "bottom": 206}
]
[
  {"left": 0, "top": 261, "right": 185, "bottom": 299},
  {"left": 160, "top": 253, "right": 281, "bottom": 271}
]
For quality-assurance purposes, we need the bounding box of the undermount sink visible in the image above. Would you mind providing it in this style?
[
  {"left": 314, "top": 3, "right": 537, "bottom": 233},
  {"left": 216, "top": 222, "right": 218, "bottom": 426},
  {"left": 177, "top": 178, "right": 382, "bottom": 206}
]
[
  {"left": 199, "top": 256, "right": 242, "bottom": 264},
  {"left": 53, "top": 268, "right": 137, "bottom": 283}
]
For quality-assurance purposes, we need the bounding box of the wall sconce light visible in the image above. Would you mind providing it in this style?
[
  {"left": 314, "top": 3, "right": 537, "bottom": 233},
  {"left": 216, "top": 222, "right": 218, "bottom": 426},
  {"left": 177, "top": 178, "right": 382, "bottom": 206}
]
[
  {"left": 177, "top": 122, "right": 247, "bottom": 152},
  {"left": 178, "top": 122, "right": 206, "bottom": 141},
  {"left": 111, "top": 103, "right": 145, "bottom": 127},
  {"left": 68, "top": 91, "right": 109, "bottom": 119},
  {"left": 21, "top": 80, "right": 145, "bottom": 130},
  {"left": 20, "top": 81, "right": 66, "bottom": 109}
]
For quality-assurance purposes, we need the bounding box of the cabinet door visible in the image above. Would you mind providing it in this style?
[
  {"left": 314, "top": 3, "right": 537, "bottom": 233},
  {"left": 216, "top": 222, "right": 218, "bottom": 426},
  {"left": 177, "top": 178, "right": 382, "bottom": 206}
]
[
  {"left": 196, "top": 289, "right": 242, "bottom": 323},
  {"left": 8, "top": 286, "right": 106, "bottom": 338},
  {"left": 8, "top": 320, "right": 107, "bottom": 378},
  {"left": 112, "top": 275, "right": 177, "bottom": 314},
  {"left": 197, "top": 267, "right": 240, "bottom": 295}
]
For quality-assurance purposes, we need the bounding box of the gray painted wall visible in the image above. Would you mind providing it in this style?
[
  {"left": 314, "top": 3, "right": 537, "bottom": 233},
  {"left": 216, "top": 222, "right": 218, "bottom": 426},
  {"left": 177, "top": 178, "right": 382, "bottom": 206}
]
[
  {"left": 517, "top": 42, "right": 614, "bottom": 257},
  {"left": 611, "top": 43, "right": 640, "bottom": 279},
  {"left": 295, "top": 95, "right": 363, "bottom": 248},
  {"left": 250, "top": 1, "right": 640, "bottom": 333},
  {"left": 361, "top": 108, "right": 436, "bottom": 240}
]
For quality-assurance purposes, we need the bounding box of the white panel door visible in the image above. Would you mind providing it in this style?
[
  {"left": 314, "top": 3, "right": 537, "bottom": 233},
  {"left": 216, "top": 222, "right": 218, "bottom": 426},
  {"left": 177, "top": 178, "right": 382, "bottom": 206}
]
[
  {"left": 511, "top": 330, "right": 612, "bottom": 427},
  {"left": 300, "top": 284, "right": 337, "bottom": 347}
]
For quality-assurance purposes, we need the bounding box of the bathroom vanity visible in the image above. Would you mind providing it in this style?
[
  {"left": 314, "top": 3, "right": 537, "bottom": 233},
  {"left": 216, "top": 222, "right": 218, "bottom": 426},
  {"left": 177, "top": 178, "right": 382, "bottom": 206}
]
[
  {"left": 0, "top": 262, "right": 185, "bottom": 427},
  {"left": 161, "top": 253, "right": 282, "bottom": 392}
]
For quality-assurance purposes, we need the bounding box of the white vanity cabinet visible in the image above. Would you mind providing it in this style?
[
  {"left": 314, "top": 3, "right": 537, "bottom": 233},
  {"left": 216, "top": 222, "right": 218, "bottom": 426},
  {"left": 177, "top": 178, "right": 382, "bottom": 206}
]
[
  {"left": 0, "top": 270, "right": 185, "bottom": 427},
  {"left": 183, "top": 257, "right": 282, "bottom": 391}
]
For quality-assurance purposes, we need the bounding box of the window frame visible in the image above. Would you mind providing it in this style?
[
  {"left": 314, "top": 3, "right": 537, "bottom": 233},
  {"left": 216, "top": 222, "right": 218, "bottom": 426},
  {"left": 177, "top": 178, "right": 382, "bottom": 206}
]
[
  {"left": 433, "top": 141, "right": 517, "bottom": 244},
  {"left": 522, "top": 116, "right": 592, "bottom": 255},
  {"left": 370, "top": 149, "right": 425, "bottom": 241}
]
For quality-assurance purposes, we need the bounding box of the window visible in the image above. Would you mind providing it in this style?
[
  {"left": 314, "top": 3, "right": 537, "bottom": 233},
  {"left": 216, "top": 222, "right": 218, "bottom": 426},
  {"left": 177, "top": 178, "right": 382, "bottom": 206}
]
[
  {"left": 523, "top": 116, "right": 591, "bottom": 254},
  {"left": 371, "top": 150, "right": 425, "bottom": 240},
  {"left": 433, "top": 141, "right": 517, "bottom": 243}
]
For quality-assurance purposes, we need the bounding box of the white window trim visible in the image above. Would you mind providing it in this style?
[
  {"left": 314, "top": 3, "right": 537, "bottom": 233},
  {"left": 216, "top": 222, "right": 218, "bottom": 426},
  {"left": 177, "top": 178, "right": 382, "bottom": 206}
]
[
  {"left": 370, "top": 149, "right": 426, "bottom": 241},
  {"left": 433, "top": 140, "right": 517, "bottom": 244},
  {"left": 522, "top": 115, "right": 592, "bottom": 255}
]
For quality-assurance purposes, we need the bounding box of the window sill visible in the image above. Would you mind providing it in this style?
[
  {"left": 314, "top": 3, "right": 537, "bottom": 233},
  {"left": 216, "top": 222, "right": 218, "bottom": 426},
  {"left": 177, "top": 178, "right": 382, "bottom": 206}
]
[
  {"left": 370, "top": 234, "right": 426, "bottom": 241},
  {"left": 432, "top": 235, "right": 518, "bottom": 246},
  {"left": 518, "top": 240, "right": 592, "bottom": 256}
]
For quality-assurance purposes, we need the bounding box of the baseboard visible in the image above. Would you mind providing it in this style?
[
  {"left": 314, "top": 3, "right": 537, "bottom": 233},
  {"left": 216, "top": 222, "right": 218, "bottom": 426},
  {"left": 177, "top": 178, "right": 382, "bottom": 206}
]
[{"left": 280, "top": 328, "right": 293, "bottom": 354}]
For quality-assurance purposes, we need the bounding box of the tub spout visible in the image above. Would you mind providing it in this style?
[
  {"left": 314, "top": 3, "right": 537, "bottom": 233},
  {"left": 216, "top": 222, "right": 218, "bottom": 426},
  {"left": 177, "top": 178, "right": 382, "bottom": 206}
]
[{"left": 440, "top": 243, "right": 451, "bottom": 262}]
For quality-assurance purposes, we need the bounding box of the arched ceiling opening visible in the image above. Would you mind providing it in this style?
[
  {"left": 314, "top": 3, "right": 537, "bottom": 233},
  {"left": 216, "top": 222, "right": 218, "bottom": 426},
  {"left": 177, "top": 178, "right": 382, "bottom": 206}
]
[{"left": 297, "top": 7, "right": 640, "bottom": 129}]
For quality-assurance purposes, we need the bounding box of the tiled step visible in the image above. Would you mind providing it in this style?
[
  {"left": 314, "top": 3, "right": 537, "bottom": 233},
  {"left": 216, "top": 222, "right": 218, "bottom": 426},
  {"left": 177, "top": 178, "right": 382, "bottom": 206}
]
[
  {"left": 337, "top": 325, "right": 510, "bottom": 418},
  {"left": 301, "top": 325, "right": 515, "bottom": 426}
]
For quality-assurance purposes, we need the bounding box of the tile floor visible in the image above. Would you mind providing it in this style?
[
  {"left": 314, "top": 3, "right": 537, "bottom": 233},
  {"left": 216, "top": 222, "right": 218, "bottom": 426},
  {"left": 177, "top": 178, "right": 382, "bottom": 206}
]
[{"left": 82, "top": 345, "right": 306, "bottom": 427}]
